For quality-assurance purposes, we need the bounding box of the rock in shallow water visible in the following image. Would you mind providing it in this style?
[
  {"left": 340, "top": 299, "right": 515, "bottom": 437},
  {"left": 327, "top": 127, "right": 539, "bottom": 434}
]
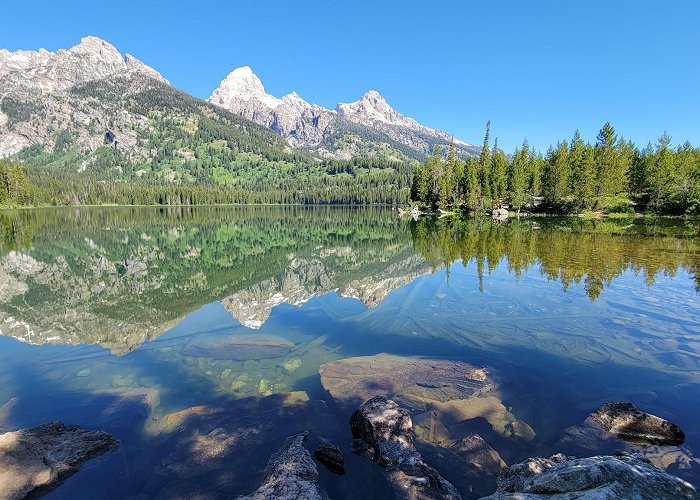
[
  {"left": 0, "top": 421, "right": 118, "bottom": 500},
  {"left": 238, "top": 431, "right": 323, "bottom": 500},
  {"left": 314, "top": 442, "right": 345, "bottom": 475},
  {"left": 482, "top": 452, "right": 700, "bottom": 499},
  {"left": 589, "top": 402, "right": 685, "bottom": 446},
  {"left": 350, "top": 396, "right": 462, "bottom": 499},
  {"left": 320, "top": 354, "right": 495, "bottom": 409},
  {"left": 182, "top": 334, "right": 293, "bottom": 361}
]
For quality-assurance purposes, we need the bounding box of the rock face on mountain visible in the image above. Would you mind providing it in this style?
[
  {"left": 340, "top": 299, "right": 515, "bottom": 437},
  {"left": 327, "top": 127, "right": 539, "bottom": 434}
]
[
  {"left": 208, "top": 66, "right": 479, "bottom": 159},
  {"left": 208, "top": 67, "right": 335, "bottom": 149},
  {"left": 0, "top": 36, "right": 169, "bottom": 158},
  {"left": 0, "top": 36, "right": 168, "bottom": 91}
]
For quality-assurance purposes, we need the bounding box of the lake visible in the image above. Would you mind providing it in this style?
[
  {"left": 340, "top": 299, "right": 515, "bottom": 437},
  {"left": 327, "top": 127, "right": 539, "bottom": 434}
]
[{"left": 0, "top": 206, "right": 698, "bottom": 498}]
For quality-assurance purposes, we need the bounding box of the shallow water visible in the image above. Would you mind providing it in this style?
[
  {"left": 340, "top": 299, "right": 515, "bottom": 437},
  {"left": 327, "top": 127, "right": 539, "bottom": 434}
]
[{"left": 0, "top": 207, "right": 698, "bottom": 498}]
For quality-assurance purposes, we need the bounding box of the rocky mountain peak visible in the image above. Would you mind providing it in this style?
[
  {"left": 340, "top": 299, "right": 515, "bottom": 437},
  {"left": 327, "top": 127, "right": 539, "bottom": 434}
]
[
  {"left": 68, "top": 36, "right": 122, "bottom": 63},
  {"left": 209, "top": 66, "right": 281, "bottom": 110},
  {"left": 0, "top": 36, "right": 168, "bottom": 88},
  {"left": 336, "top": 90, "right": 412, "bottom": 127}
]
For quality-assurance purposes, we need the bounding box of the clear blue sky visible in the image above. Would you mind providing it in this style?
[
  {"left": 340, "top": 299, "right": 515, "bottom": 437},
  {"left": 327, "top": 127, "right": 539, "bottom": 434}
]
[{"left": 2, "top": 0, "right": 699, "bottom": 152}]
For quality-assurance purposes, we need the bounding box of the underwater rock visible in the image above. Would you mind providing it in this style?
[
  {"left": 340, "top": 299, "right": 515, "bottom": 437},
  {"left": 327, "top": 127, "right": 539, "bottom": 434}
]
[
  {"left": 320, "top": 354, "right": 495, "bottom": 409},
  {"left": 313, "top": 442, "right": 345, "bottom": 475},
  {"left": 350, "top": 396, "right": 462, "bottom": 499},
  {"left": 281, "top": 358, "right": 302, "bottom": 374},
  {"left": 482, "top": 452, "right": 700, "bottom": 499},
  {"left": 451, "top": 434, "right": 506, "bottom": 474},
  {"left": 589, "top": 402, "right": 685, "bottom": 446},
  {"left": 182, "top": 334, "right": 293, "bottom": 361},
  {"left": 239, "top": 432, "right": 323, "bottom": 500},
  {"left": 0, "top": 421, "right": 118, "bottom": 499}
]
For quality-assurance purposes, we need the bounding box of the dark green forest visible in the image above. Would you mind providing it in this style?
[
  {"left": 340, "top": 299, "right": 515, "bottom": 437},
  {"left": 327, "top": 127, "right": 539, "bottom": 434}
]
[
  {"left": 412, "top": 122, "right": 700, "bottom": 215},
  {"left": 3, "top": 112, "right": 699, "bottom": 214}
]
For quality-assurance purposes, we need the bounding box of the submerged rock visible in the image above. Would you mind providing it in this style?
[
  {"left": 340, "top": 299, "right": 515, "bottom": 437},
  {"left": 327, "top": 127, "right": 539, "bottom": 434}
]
[
  {"left": 281, "top": 357, "right": 302, "bottom": 374},
  {"left": 589, "top": 402, "right": 685, "bottom": 446},
  {"left": 182, "top": 334, "right": 293, "bottom": 361},
  {"left": 0, "top": 421, "right": 118, "bottom": 499},
  {"left": 350, "top": 396, "right": 462, "bottom": 499},
  {"left": 239, "top": 431, "right": 323, "bottom": 500},
  {"left": 320, "top": 354, "right": 495, "bottom": 409},
  {"left": 483, "top": 452, "right": 700, "bottom": 499},
  {"left": 313, "top": 442, "right": 345, "bottom": 475},
  {"left": 321, "top": 354, "right": 534, "bottom": 450}
]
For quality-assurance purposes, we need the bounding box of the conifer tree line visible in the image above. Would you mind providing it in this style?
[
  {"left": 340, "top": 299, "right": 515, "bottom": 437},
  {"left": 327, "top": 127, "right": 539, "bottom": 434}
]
[
  {"left": 0, "top": 161, "right": 33, "bottom": 207},
  {"left": 411, "top": 122, "right": 700, "bottom": 215}
]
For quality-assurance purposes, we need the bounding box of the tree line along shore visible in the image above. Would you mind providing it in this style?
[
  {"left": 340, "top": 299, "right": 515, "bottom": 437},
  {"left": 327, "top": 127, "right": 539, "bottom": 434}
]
[{"left": 2, "top": 122, "right": 698, "bottom": 215}]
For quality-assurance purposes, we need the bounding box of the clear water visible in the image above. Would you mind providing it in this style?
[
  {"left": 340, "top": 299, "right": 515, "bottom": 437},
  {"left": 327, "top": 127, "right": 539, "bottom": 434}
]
[{"left": 0, "top": 207, "right": 698, "bottom": 498}]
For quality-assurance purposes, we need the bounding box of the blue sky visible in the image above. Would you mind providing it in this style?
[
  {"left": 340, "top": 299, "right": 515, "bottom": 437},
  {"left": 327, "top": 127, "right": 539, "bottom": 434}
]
[{"left": 2, "top": 0, "right": 698, "bottom": 152}]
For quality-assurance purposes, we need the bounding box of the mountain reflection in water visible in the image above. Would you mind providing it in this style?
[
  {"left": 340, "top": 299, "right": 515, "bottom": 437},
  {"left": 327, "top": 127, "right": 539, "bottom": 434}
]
[{"left": 0, "top": 207, "right": 698, "bottom": 499}]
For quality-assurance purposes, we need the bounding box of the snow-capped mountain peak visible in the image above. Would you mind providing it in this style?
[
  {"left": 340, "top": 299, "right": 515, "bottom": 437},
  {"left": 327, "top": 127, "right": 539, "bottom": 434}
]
[{"left": 209, "top": 66, "right": 281, "bottom": 110}]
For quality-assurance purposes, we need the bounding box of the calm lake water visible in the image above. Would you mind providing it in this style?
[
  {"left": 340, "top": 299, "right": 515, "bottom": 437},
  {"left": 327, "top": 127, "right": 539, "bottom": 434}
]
[{"left": 0, "top": 206, "right": 698, "bottom": 498}]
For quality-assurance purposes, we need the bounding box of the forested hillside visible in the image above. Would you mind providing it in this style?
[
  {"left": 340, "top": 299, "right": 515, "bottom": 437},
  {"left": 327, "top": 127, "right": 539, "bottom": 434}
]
[
  {"left": 3, "top": 77, "right": 413, "bottom": 205},
  {"left": 412, "top": 122, "right": 700, "bottom": 215}
]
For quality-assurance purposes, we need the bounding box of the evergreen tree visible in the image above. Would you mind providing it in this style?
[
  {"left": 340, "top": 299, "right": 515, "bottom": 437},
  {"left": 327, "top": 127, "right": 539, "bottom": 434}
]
[
  {"left": 543, "top": 140, "right": 571, "bottom": 204},
  {"left": 478, "top": 121, "right": 492, "bottom": 207},
  {"left": 490, "top": 138, "right": 508, "bottom": 203},
  {"left": 594, "top": 122, "right": 621, "bottom": 197},
  {"left": 508, "top": 140, "right": 530, "bottom": 212}
]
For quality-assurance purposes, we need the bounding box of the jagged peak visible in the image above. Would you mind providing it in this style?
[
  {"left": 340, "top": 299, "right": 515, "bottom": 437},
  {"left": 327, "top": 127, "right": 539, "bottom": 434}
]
[
  {"left": 69, "top": 36, "right": 121, "bottom": 60},
  {"left": 210, "top": 66, "right": 281, "bottom": 109},
  {"left": 362, "top": 89, "right": 386, "bottom": 102}
]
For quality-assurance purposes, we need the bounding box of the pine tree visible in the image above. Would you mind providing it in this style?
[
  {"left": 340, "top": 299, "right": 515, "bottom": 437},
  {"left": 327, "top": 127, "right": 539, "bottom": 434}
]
[
  {"left": 648, "top": 133, "right": 676, "bottom": 211},
  {"left": 478, "top": 121, "right": 492, "bottom": 207},
  {"left": 490, "top": 138, "right": 508, "bottom": 203},
  {"left": 508, "top": 140, "right": 530, "bottom": 213},
  {"left": 463, "top": 157, "right": 481, "bottom": 212},
  {"left": 543, "top": 140, "right": 571, "bottom": 204},
  {"left": 594, "top": 122, "right": 620, "bottom": 198}
]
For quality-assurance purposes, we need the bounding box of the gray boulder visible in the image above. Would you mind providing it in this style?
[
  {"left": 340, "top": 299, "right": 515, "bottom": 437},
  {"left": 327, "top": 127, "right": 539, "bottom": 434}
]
[
  {"left": 350, "top": 396, "right": 462, "bottom": 499},
  {"left": 239, "top": 432, "right": 323, "bottom": 500},
  {"left": 589, "top": 402, "right": 685, "bottom": 446},
  {"left": 482, "top": 452, "right": 699, "bottom": 499},
  {"left": 0, "top": 421, "right": 118, "bottom": 500}
]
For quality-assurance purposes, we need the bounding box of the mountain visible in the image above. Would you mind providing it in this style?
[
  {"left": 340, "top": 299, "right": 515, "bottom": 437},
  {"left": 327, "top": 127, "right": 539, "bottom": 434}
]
[
  {"left": 208, "top": 66, "right": 479, "bottom": 160},
  {"left": 0, "top": 37, "right": 416, "bottom": 204},
  {"left": 0, "top": 36, "right": 169, "bottom": 158}
]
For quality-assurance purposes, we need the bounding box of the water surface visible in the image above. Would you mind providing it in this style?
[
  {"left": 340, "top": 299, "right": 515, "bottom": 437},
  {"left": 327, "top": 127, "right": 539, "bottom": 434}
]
[{"left": 0, "top": 207, "right": 698, "bottom": 498}]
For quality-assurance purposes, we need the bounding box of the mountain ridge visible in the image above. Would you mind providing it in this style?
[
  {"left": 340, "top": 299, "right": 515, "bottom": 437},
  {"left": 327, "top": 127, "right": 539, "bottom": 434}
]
[{"left": 207, "top": 65, "right": 479, "bottom": 159}]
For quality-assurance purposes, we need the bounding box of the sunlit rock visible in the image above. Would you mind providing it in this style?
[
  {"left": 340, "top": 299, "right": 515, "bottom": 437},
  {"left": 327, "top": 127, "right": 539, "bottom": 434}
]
[
  {"left": 0, "top": 421, "right": 118, "bottom": 499},
  {"left": 482, "top": 452, "right": 700, "bottom": 499},
  {"left": 350, "top": 396, "right": 462, "bottom": 499},
  {"left": 239, "top": 432, "right": 323, "bottom": 500}
]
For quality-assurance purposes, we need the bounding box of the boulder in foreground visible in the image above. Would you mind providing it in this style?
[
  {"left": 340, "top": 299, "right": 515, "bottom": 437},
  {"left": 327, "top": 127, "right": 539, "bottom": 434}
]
[
  {"left": 0, "top": 421, "right": 118, "bottom": 500},
  {"left": 589, "top": 402, "right": 685, "bottom": 446},
  {"left": 350, "top": 396, "right": 462, "bottom": 499},
  {"left": 238, "top": 431, "right": 323, "bottom": 500},
  {"left": 483, "top": 452, "right": 699, "bottom": 499},
  {"left": 313, "top": 442, "right": 345, "bottom": 475}
]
